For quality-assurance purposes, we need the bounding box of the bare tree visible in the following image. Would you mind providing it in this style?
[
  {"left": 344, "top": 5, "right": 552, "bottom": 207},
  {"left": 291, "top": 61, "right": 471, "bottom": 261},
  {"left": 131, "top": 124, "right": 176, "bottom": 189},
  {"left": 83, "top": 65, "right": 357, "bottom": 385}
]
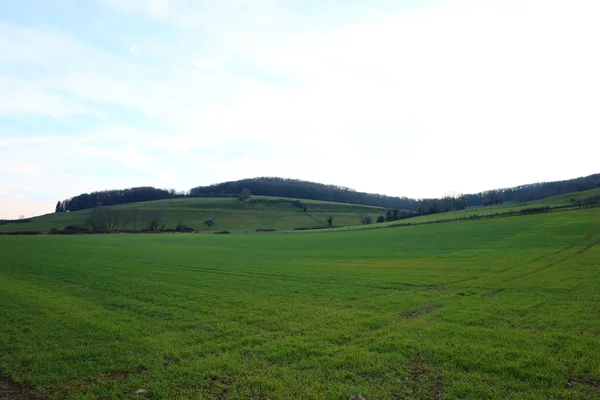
[
  {"left": 239, "top": 188, "right": 252, "bottom": 201},
  {"left": 360, "top": 214, "right": 373, "bottom": 225},
  {"left": 147, "top": 214, "right": 163, "bottom": 231},
  {"left": 86, "top": 207, "right": 109, "bottom": 232}
]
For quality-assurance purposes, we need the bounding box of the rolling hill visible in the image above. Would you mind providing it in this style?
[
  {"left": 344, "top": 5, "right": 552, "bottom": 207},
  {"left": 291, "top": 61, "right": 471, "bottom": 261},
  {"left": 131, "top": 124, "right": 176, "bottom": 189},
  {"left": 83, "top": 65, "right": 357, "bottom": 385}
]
[
  {"left": 54, "top": 174, "right": 600, "bottom": 213},
  {"left": 0, "top": 196, "right": 392, "bottom": 234}
]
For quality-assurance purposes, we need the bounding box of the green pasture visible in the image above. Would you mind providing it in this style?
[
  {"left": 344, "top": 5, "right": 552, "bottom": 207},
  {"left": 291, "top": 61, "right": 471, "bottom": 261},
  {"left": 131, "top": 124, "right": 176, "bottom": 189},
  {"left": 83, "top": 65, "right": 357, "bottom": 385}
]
[
  {"left": 532, "top": 187, "right": 600, "bottom": 206},
  {"left": 1, "top": 208, "right": 599, "bottom": 399},
  {"left": 0, "top": 197, "right": 388, "bottom": 234}
]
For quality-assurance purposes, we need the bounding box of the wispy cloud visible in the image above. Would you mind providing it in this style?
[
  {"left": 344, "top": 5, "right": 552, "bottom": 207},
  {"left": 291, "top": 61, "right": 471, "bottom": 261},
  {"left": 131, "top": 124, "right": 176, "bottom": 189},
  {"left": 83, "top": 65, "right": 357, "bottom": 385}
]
[{"left": 1, "top": 0, "right": 599, "bottom": 218}]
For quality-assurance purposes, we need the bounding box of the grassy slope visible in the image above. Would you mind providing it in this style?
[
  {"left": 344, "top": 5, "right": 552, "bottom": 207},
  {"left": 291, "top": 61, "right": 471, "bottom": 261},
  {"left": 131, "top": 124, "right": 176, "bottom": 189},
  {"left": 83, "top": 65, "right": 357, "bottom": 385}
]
[
  {"left": 1, "top": 208, "right": 599, "bottom": 399},
  {"left": 0, "top": 196, "right": 389, "bottom": 233},
  {"left": 309, "top": 189, "right": 600, "bottom": 233},
  {"left": 532, "top": 187, "right": 600, "bottom": 205}
]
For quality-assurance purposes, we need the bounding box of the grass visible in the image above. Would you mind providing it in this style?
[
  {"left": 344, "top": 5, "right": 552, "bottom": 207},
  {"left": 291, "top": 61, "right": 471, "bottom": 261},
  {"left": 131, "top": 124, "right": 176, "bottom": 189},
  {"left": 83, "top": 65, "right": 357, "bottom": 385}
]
[
  {"left": 1, "top": 208, "right": 599, "bottom": 399},
  {"left": 4, "top": 189, "right": 597, "bottom": 235},
  {"left": 531, "top": 187, "right": 600, "bottom": 206},
  {"left": 0, "top": 196, "right": 389, "bottom": 234}
]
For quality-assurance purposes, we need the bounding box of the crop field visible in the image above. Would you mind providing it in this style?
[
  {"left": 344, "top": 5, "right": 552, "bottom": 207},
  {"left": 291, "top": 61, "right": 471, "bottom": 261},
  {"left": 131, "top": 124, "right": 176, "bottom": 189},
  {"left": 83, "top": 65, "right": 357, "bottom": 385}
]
[
  {"left": 1, "top": 208, "right": 599, "bottom": 399},
  {"left": 0, "top": 197, "right": 388, "bottom": 234}
]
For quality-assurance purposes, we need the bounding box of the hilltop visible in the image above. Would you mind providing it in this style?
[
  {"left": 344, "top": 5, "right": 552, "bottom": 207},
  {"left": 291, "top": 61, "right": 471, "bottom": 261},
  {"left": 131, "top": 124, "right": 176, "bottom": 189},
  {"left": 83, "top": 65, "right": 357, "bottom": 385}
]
[{"left": 55, "top": 174, "right": 600, "bottom": 214}]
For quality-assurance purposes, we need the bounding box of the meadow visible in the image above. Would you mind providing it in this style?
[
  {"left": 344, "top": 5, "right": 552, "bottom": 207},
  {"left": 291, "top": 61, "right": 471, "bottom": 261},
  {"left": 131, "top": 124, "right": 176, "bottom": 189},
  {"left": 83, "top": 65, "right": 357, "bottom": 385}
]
[
  {"left": 1, "top": 208, "right": 599, "bottom": 399},
  {"left": 0, "top": 197, "right": 388, "bottom": 234}
]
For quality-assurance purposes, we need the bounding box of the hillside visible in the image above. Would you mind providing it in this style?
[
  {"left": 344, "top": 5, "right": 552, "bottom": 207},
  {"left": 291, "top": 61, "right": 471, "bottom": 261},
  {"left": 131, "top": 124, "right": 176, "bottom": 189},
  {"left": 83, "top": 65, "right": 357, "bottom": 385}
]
[
  {"left": 1, "top": 196, "right": 390, "bottom": 234},
  {"left": 531, "top": 187, "right": 600, "bottom": 205},
  {"left": 5, "top": 186, "right": 600, "bottom": 235},
  {"left": 54, "top": 174, "right": 600, "bottom": 214}
]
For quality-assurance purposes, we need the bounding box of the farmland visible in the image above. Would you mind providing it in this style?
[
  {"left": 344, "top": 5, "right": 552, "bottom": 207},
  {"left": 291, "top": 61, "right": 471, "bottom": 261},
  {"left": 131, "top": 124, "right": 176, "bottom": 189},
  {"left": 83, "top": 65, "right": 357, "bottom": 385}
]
[
  {"left": 0, "top": 197, "right": 389, "bottom": 234},
  {"left": 1, "top": 208, "right": 599, "bottom": 399}
]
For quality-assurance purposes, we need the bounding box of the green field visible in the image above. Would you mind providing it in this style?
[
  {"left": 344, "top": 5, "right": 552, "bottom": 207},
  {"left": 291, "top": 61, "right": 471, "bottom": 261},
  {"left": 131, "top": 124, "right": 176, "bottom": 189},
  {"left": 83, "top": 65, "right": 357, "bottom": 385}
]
[
  {"left": 4, "top": 189, "right": 597, "bottom": 235},
  {"left": 532, "top": 188, "right": 600, "bottom": 206},
  {"left": 0, "top": 197, "right": 388, "bottom": 234},
  {"left": 1, "top": 208, "right": 599, "bottom": 399}
]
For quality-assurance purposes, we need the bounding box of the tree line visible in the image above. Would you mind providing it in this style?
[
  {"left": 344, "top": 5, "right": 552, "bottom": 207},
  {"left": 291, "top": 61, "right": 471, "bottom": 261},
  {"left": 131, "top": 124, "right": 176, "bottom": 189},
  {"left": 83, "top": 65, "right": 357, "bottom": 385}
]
[
  {"left": 55, "top": 174, "right": 600, "bottom": 214},
  {"left": 55, "top": 187, "right": 183, "bottom": 213}
]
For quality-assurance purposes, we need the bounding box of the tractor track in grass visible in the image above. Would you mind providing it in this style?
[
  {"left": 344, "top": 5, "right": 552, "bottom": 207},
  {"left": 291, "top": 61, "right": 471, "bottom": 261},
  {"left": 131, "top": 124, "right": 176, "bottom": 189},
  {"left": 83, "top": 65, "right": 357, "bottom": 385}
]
[
  {"left": 441, "top": 226, "right": 600, "bottom": 286},
  {"left": 553, "top": 226, "right": 600, "bottom": 255},
  {"left": 503, "top": 227, "right": 600, "bottom": 282},
  {"left": 502, "top": 225, "right": 600, "bottom": 269},
  {"left": 576, "top": 238, "right": 599, "bottom": 255}
]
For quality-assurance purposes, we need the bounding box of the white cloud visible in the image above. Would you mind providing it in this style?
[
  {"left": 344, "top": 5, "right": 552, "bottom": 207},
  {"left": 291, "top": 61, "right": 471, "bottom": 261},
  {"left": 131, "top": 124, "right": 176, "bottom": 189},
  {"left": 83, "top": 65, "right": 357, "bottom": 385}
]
[
  {"left": 193, "top": 56, "right": 224, "bottom": 71},
  {"left": 0, "top": 76, "right": 99, "bottom": 118},
  {"left": 1, "top": 0, "right": 600, "bottom": 218}
]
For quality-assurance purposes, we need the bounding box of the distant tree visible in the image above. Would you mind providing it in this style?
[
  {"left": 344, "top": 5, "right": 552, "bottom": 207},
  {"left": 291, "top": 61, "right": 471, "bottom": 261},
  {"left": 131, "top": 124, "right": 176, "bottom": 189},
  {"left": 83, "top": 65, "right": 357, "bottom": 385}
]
[
  {"left": 327, "top": 216, "right": 333, "bottom": 227},
  {"left": 455, "top": 194, "right": 467, "bottom": 210},
  {"left": 204, "top": 219, "right": 215, "bottom": 229},
  {"left": 385, "top": 210, "right": 393, "bottom": 222},
  {"left": 483, "top": 190, "right": 503, "bottom": 207},
  {"left": 86, "top": 207, "right": 109, "bottom": 232},
  {"left": 392, "top": 209, "right": 400, "bottom": 220},
  {"left": 360, "top": 214, "right": 373, "bottom": 225},
  {"left": 376, "top": 215, "right": 385, "bottom": 223},
  {"left": 583, "top": 195, "right": 600, "bottom": 207},
  {"left": 428, "top": 203, "right": 440, "bottom": 214},
  {"left": 146, "top": 214, "right": 163, "bottom": 231},
  {"left": 239, "top": 188, "right": 252, "bottom": 201},
  {"left": 55, "top": 201, "right": 63, "bottom": 213}
]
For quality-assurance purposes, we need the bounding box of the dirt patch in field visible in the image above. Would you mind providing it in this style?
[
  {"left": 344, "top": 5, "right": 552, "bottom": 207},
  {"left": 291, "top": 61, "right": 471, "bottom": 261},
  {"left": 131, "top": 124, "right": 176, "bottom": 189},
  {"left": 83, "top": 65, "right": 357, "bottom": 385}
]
[
  {"left": 487, "top": 288, "right": 505, "bottom": 297},
  {"left": 423, "top": 285, "right": 448, "bottom": 292},
  {"left": 566, "top": 376, "right": 600, "bottom": 391},
  {"left": 0, "top": 375, "right": 46, "bottom": 400},
  {"left": 58, "top": 368, "right": 149, "bottom": 392},
  {"left": 401, "top": 304, "right": 441, "bottom": 319},
  {"left": 104, "top": 368, "right": 148, "bottom": 381},
  {"left": 393, "top": 356, "right": 444, "bottom": 399},
  {"left": 204, "top": 373, "right": 233, "bottom": 399}
]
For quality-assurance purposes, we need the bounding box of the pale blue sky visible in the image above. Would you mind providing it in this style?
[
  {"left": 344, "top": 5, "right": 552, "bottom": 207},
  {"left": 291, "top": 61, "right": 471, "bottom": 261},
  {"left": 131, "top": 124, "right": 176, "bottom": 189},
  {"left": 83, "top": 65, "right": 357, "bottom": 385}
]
[{"left": 1, "top": 0, "right": 599, "bottom": 218}]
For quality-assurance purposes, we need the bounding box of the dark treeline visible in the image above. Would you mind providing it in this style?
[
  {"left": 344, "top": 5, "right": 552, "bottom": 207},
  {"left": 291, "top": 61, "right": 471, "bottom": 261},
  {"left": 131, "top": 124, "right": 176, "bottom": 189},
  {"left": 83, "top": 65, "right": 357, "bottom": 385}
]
[
  {"left": 56, "top": 187, "right": 183, "bottom": 212},
  {"left": 55, "top": 174, "right": 600, "bottom": 214},
  {"left": 0, "top": 218, "right": 33, "bottom": 225},
  {"left": 189, "top": 177, "right": 425, "bottom": 210},
  {"left": 464, "top": 173, "right": 600, "bottom": 206}
]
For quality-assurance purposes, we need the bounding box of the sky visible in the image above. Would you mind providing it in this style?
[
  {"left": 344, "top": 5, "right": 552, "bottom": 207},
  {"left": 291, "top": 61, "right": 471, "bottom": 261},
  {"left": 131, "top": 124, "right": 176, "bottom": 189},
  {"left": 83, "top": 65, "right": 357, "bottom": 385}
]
[{"left": 1, "top": 0, "right": 599, "bottom": 219}]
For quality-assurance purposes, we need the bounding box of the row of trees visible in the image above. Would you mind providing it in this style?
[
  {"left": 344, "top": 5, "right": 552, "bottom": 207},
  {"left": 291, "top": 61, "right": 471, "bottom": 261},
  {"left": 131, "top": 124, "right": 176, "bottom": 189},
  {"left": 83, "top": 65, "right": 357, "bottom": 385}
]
[
  {"left": 463, "top": 174, "right": 600, "bottom": 206},
  {"left": 571, "top": 195, "right": 600, "bottom": 208},
  {"left": 55, "top": 174, "right": 600, "bottom": 214},
  {"left": 83, "top": 208, "right": 215, "bottom": 233},
  {"left": 56, "top": 187, "right": 182, "bottom": 213}
]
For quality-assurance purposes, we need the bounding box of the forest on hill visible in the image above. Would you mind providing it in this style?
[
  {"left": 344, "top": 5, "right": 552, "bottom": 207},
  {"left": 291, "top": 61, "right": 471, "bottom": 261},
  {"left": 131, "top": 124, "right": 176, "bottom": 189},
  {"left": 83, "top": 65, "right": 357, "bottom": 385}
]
[{"left": 55, "top": 174, "right": 600, "bottom": 214}]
